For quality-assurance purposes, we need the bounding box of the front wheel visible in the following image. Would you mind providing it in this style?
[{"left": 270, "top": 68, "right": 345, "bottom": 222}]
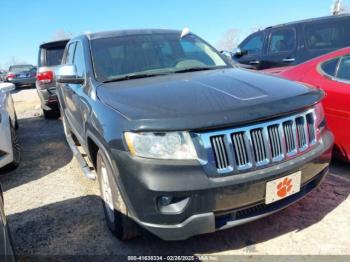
[{"left": 96, "top": 150, "right": 139, "bottom": 240}]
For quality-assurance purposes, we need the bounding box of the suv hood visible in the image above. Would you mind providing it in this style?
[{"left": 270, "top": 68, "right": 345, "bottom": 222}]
[{"left": 97, "top": 68, "right": 323, "bottom": 131}]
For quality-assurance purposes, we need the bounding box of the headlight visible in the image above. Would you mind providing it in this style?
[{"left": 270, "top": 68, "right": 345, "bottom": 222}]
[
  {"left": 124, "top": 132, "right": 197, "bottom": 160},
  {"left": 314, "top": 102, "right": 326, "bottom": 129},
  {"left": 314, "top": 102, "right": 326, "bottom": 139}
]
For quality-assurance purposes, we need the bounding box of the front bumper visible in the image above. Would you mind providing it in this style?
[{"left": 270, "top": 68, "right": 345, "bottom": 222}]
[
  {"left": 112, "top": 130, "right": 334, "bottom": 240},
  {"left": 0, "top": 116, "right": 13, "bottom": 169}
]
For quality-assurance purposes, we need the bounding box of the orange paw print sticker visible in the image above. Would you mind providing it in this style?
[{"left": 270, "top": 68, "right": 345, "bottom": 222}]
[{"left": 277, "top": 178, "right": 293, "bottom": 198}]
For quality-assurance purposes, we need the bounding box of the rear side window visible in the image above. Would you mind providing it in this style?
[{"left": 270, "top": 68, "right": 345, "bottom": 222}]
[
  {"left": 240, "top": 32, "right": 264, "bottom": 55},
  {"left": 268, "top": 28, "right": 296, "bottom": 54},
  {"left": 336, "top": 56, "right": 350, "bottom": 81},
  {"left": 320, "top": 58, "right": 340, "bottom": 76},
  {"left": 305, "top": 20, "right": 350, "bottom": 50}
]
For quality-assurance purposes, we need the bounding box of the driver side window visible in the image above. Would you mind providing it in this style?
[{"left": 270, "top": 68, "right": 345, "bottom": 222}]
[
  {"left": 74, "top": 42, "right": 86, "bottom": 78},
  {"left": 240, "top": 33, "right": 264, "bottom": 56},
  {"left": 65, "top": 43, "right": 76, "bottom": 65},
  {"left": 268, "top": 28, "right": 296, "bottom": 54}
]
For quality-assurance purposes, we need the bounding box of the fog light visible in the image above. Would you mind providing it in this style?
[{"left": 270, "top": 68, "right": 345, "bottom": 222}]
[
  {"left": 157, "top": 196, "right": 190, "bottom": 214},
  {"left": 158, "top": 196, "right": 173, "bottom": 206}
]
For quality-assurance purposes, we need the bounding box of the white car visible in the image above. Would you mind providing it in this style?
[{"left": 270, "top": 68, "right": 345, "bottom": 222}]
[{"left": 0, "top": 83, "right": 20, "bottom": 170}]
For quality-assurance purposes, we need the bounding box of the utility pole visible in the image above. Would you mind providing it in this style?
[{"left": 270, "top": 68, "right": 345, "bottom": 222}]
[{"left": 332, "top": 0, "right": 342, "bottom": 15}]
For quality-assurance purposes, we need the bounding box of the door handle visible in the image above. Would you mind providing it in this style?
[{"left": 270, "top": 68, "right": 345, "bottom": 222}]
[
  {"left": 283, "top": 58, "right": 295, "bottom": 63},
  {"left": 249, "top": 60, "right": 261, "bottom": 65}
]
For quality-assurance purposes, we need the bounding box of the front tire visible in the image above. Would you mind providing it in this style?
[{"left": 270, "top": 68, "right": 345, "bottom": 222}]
[
  {"left": 96, "top": 150, "right": 139, "bottom": 240},
  {"left": 3, "top": 123, "right": 20, "bottom": 171},
  {"left": 14, "top": 113, "right": 19, "bottom": 130}
]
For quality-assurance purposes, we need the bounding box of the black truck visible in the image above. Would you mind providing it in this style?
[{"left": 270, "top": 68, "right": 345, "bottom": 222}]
[
  {"left": 232, "top": 14, "right": 350, "bottom": 70},
  {"left": 56, "top": 29, "right": 334, "bottom": 241}
]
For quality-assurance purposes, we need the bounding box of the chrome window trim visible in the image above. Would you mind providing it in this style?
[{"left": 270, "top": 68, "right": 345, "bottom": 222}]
[{"left": 318, "top": 55, "right": 350, "bottom": 84}]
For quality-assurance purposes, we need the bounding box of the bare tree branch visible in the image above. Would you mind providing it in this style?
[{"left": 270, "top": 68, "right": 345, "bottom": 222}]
[
  {"left": 332, "top": 0, "right": 350, "bottom": 14},
  {"left": 216, "top": 28, "right": 240, "bottom": 51},
  {"left": 51, "top": 30, "right": 72, "bottom": 41},
  {"left": 4, "top": 56, "right": 29, "bottom": 69}
]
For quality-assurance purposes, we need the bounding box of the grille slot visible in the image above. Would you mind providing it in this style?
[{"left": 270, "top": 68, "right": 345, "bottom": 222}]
[
  {"left": 268, "top": 125, "right": 283, "bottom": 159},
  {"left": 283, "top": 121, "right": 296, "bottom": 154},
  {"left": 306, "top": 113, "right": 316, "bottom": 143},
  {"left": 204, "top": 108, "right": 318, "bottom": 175},
  {"left": 232, "top": 132, "right": 249, "bottom": 167},
  {"left": 210, "top": 136, "right": 229, "bottom": 170},
  {"left": 251, "top": 128, "right": 267, "bottom": 163},
  {"left": 296, "top": 117, "right": 307, "bottom": 150}
]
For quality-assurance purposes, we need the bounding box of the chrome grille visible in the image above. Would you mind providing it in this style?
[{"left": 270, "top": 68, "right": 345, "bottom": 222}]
[
  {"left": 211, "top": 136, "right": 229, "bottom": 170},
  {"left": 283, "top": 120, "right": 297, "bottom": 155},
  {"left": 250, "top": 128, "right": 268, "bottom": 164},
  {"left": 306, "top": 113, "right": 316, "bottom": 143},
  {"left": 232, "top": 132, "right": 250, "bottom": 168},
  {"left": 268, "top": 125, "right": 283, "bottom": 160},
  {"left": 296, "top": 117, "right": 308, "bottom": 151},
  {"left": 199, "top": 109, "right": 317, "bottom": 175}
]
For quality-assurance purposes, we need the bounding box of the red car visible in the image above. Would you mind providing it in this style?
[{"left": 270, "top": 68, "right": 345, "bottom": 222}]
[{"left": 264, "top": 48, "right": 350, "bottom": 162}]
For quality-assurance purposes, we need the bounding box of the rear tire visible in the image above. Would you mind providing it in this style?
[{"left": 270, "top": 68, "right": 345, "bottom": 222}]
[
  {"left": 96, "top": 150, "right": 139, "bottom": 240},
  {"left": 43, "top": 109, "right": 59, "bottom": 119}
]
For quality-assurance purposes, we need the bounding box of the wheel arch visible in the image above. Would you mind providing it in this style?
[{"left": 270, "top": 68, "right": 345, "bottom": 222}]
[{"left": 85, "top": 130, "right": 133, "bottom": 216}]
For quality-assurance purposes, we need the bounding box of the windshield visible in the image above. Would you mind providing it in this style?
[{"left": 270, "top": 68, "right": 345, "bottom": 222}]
[
  {"left": 9, "top": 65, "right": 35, "bottom": 73},
  {"left": 91, "top": 33, "right": 228, "bottom": 82}
]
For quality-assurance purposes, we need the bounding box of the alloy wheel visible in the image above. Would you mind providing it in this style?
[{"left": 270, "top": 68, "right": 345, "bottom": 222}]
[{"left": 101, "top": 162, "right": 115, "bottom": 223}]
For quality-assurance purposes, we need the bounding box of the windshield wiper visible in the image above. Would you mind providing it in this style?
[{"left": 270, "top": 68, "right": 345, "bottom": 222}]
[
  {"left": 102, "top": 67, "right": 220, "bottom": 83},
  {"left": 102, "top": 73, "right": 167, "bottom": 83},
  {"left": 173, "top": 67, "right": 217, "bottom": 74}
]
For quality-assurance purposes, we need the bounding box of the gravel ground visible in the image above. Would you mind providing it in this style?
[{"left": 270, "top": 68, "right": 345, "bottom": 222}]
[{"left": 0, "top": 88, "right": 349, "bottom": 259}]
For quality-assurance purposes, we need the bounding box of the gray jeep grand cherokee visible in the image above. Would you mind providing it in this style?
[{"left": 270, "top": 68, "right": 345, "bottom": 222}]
[{"left": 56, "top": 29, "right": 334, "bottom": 241}]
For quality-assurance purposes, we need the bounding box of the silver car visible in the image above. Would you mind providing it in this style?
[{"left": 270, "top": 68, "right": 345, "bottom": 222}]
[{"left": 0, "top": 83, "right": 20, "bottom": 170}]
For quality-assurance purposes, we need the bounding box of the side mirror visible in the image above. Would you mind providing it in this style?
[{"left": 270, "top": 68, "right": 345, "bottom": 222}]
[
  {"left": 0, "top": 83, "right": 15, "bottom": 93},
  {"left": 220, "top": 50, "right": 234, "bottom": 59},
  {"left": 56, "top": 65, "right": 84, "bottom": 84},
  {"left": 233, "top": 47, "right": 244, "bottom": 57}
]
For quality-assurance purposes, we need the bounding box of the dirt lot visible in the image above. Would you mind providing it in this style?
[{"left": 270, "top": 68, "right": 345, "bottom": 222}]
[{"left": 0, "top": 88, "right": 349, "bottom": 258}]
